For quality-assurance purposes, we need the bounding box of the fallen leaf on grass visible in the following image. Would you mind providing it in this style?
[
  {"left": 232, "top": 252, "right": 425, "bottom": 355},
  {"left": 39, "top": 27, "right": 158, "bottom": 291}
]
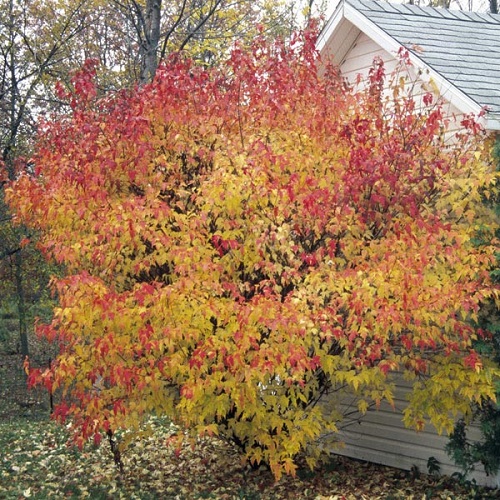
[{"left": 1, "top": 417, "right": 499, "bottom": 499}]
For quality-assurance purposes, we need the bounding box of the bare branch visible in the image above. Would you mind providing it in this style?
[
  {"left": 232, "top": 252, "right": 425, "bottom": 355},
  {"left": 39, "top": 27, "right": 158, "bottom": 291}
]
[{"left": 160, "top": 0, "right": 188, "bottom": 60}]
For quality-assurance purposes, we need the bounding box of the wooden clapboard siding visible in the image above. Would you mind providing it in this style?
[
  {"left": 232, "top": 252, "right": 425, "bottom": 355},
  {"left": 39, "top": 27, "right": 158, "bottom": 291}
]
[
  {"left": 328, "top": 376, "right": 500, "bottom": 488},
  {"left": 339, "top": 32, "right": 394, "bottom": 80},
  {"left": 339, "top": 31, "right": 466, "bottom": 145}
]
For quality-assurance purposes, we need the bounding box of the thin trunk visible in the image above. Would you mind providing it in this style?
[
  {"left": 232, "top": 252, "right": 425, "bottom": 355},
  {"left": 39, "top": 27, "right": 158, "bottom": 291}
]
[
  {"left": 6, "top": 0, "right": 15, "bottom": 180},
  {"left": 15, "top": 250, "right": 28, "bottom": 357},
  {"left": 490, "top": 0, "right": 498, "bottom": 13}
]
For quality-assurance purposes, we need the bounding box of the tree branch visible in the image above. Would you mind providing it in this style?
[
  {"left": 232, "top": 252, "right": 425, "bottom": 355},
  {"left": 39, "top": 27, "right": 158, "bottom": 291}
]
[
  {"left": 160, "top": 0, "right": 188, "bottom": 60},
  {"left": 178, "top": 0, "right": 224, "bottom": 52}
]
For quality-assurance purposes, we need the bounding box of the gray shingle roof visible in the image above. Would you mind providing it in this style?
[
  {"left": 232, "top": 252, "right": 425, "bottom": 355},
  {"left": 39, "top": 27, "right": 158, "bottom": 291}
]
[{"left": 346, "top": 0, "right": 500, "bottom": 116}]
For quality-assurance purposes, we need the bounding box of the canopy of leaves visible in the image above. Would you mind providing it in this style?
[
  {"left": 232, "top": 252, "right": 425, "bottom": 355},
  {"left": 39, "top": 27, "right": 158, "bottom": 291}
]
[{"left": 7, "top": 32, "right": 500, "bottom": 479}]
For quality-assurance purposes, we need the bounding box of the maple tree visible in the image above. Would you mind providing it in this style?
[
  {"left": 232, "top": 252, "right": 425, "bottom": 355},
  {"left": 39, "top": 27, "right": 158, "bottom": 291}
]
[
  {"left": 0, "top": 0, "right": 301, "bottom": 358},
  {"left": 7, "top": 32, "right": 500, "bottom": 479}
]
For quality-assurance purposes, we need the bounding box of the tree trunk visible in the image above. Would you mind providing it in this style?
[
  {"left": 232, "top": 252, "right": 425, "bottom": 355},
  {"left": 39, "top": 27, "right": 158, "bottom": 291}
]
[
  {"left": 140, "top": 0, "right": 162, "bottom": 83},
  {"left": 490, "top": 0, "right": 498, "bottom": 13},
  {"left": 4, "top": 0, "right": 29, "bottom": 358}
]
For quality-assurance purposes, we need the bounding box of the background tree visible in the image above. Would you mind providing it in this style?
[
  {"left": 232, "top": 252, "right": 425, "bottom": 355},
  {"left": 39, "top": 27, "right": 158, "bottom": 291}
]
[
  {"left": 8, "top": 36, "right": 499, "bottom": 478},
  {"left": 105, "top": 0, "right": 309, "bottom": 83},
  {"left": 406, "top": 0, "right": 497, "bottom": 14},
  {"left": 0, "top": 0, "right": 88, "bottom": 357},
  {"left": 50, "top": 0, "right": 310, "bottom": 87}
]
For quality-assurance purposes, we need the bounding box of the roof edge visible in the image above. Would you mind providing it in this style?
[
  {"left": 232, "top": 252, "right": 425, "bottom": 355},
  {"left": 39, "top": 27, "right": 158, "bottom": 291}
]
[
  {"left": 485, "top": 115, "right": 500, "bottom": 131},
  {"left": 316, "top": 0, "right": 345, "bottom": 54}
]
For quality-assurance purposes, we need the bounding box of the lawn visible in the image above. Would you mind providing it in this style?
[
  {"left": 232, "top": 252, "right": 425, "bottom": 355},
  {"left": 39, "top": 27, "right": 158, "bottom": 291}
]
[{"left": 1, "top": 415, "right": 500, "bottom": 499}]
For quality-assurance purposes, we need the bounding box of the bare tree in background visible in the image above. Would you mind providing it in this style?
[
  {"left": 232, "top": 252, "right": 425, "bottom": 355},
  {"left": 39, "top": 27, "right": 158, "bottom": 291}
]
[{"left": 112, "top": 0, "right": 305, "bottom": 84}]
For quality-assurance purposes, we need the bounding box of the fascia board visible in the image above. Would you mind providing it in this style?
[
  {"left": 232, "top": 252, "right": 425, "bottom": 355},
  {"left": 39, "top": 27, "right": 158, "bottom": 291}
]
[
  {"left": 316, "top": 5, "right": 341, "bottom": 52},
  {"left": 317, "top": 2, "right": 349, "bottom": 60}
]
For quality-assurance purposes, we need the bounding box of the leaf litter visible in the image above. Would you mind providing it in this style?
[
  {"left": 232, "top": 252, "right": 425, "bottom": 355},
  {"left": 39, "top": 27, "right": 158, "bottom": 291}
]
[{"left": 1, "top": 416, "right": 499, "bottom": 499}]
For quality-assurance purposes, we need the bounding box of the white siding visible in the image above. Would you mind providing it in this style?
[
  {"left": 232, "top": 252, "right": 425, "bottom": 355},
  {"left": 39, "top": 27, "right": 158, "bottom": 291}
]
[
  {"left": 340, "top": 32, "right": 396, "bottom": 83},
  {"left": 339, "top": 33, "right": 466, "bottom": 139},
  {"left": 331, "top": 377, "right": 500, "bottom": 487}
]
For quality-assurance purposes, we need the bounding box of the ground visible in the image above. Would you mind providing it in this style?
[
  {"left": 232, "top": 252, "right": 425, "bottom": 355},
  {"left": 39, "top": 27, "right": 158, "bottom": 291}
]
[{"left": 1, "top": 349, "right": 500, "bottom": 499}]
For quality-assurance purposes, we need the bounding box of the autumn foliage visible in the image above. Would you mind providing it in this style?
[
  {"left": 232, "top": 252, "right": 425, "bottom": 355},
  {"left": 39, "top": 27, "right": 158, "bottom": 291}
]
[{"left": 8, "top": 32, "right": 500, "bottom": 478}]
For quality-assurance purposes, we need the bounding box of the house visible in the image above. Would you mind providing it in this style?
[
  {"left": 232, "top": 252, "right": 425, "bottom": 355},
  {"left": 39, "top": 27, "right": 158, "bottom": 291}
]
[
  {"left": 317, "top": 0, "right": 500, "bottom": 487},
  {"left": 317, "top": 0, "right": 500, "bottom": 131}
]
